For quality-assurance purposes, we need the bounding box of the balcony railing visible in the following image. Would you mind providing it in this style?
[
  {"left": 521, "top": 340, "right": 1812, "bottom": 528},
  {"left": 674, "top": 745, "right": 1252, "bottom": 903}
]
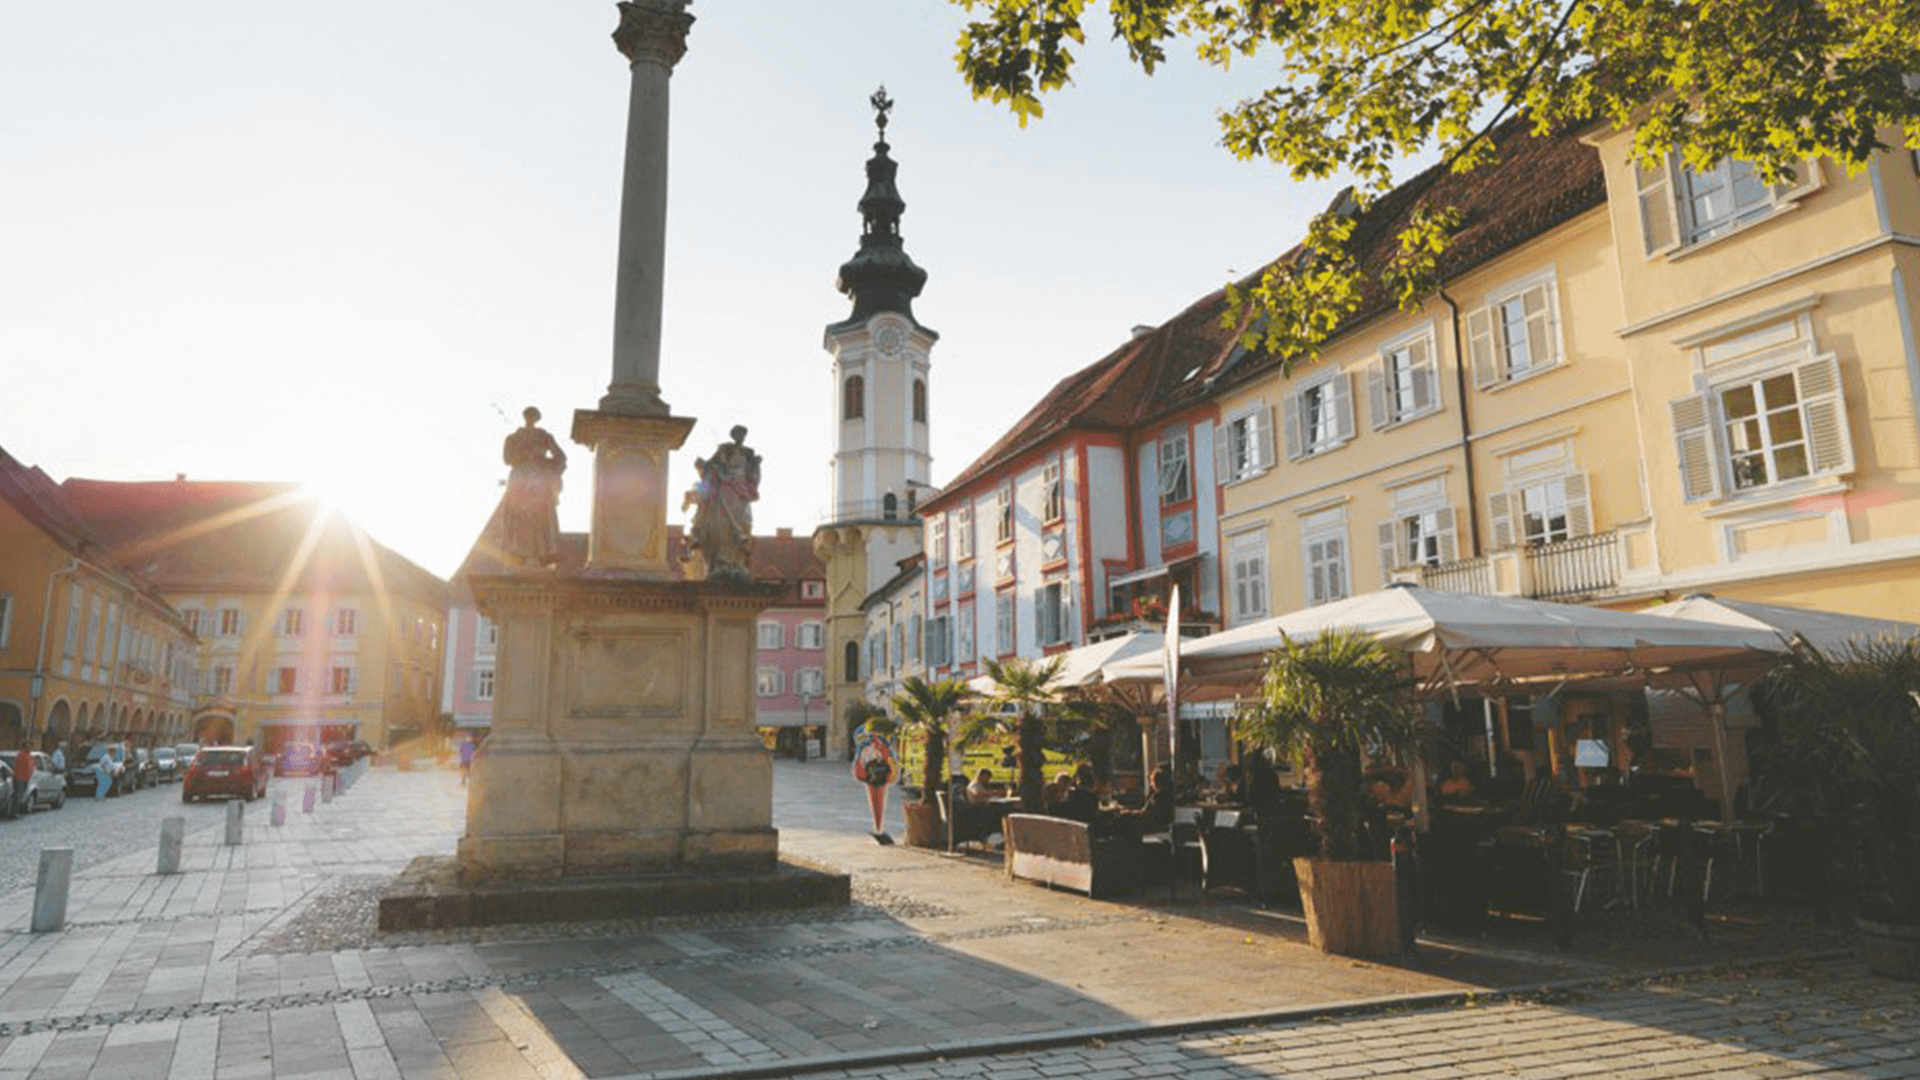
[
  {"left": 1422, "top": 555, "right": 1496, "bottom": 594},
  {"left": 1526, "top": 531, "right": 1620, "bottom": 601}
]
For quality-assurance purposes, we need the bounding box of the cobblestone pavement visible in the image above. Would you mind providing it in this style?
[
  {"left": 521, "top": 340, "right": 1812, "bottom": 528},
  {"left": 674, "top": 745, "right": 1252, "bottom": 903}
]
[
  {"left": 805, "top": 961, "right": 1920, "bottom": 1080},
  {"left": 0, "top": 760, "right": 1905, "bottom": 1080},
  {"left": 0, "top": 778, "right": 234, "bottom": 897}
]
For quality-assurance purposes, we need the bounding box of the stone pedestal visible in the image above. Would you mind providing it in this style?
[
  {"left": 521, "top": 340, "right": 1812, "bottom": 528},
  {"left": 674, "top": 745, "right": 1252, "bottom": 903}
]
[
  {"left": 571, "top": 410, "right": 694, "bottom": 575},
  {"left": 457, "top": 569, "right": 783, "bottom": 883}
]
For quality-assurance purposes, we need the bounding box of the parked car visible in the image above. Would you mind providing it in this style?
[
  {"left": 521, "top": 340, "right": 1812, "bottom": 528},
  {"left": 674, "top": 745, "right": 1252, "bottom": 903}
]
[
  {"left": 182, "top": 746, "right": 268, "bottom": 802},
  {"left": 131, "top": 747, "right": 159, "bottom": 788},
  {"left": 0, "top": 761, "right": 14, "bottom": 820},
  {"left": 17, "top": 752, "right": 67, "bottom": 812},
  {"left": 278, "top": 742, "right": 330, "bottom": 777},
  {"left": 174, "top": 743, "right": 201, "bottom": 770},
  {"left": 67, "top": 742, "right": 133, "bottom": 796},
  {"left": 152, "top": 746, "right": 182, "bottom": 783}
]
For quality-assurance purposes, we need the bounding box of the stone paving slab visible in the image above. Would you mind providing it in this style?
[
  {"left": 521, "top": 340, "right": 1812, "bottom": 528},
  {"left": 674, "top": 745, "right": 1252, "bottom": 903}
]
[{"left": 0, "top": 761, "right": 1902, "bottom": 1080}]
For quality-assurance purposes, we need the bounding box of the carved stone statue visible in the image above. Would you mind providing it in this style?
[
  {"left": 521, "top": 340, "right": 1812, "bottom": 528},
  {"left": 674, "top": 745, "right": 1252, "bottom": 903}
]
[
  {"left": 685, "top": 424, "right": 760, "bottom": 580},
  {"left": 500, "top": 406, "right": 567, "bottom": 567}
]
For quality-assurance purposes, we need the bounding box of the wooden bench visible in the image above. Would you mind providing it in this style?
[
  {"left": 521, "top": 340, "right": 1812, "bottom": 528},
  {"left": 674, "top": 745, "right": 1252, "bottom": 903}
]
[{"left": 1003, "top": 814, "right": 1145, "bottom": 898}]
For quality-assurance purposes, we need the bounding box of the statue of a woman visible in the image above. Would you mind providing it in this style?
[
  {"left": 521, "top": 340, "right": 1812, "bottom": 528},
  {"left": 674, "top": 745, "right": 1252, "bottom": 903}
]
[
  {"left": 686, "top": 424, "right": 760, "bottom": 580},
  {"left": 499, "top": 406, "right": 567, "bottom": 567}
]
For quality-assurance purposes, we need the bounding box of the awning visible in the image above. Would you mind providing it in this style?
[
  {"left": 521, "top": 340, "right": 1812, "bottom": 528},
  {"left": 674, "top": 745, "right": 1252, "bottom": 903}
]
[{"left": 1107, "top": 553, "right": 1205, "bottom": 590}]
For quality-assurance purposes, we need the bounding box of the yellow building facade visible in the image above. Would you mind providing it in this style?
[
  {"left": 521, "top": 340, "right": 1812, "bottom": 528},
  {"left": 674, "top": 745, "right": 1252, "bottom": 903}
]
[{"left": 1215, "top": 127, "right": 1920, "bottom": 632}]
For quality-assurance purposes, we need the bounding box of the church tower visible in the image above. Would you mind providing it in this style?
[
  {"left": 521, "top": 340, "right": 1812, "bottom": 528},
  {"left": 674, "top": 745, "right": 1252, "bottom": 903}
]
[{"left": 814, "top": 87, "right": 935, "bottom": 755}]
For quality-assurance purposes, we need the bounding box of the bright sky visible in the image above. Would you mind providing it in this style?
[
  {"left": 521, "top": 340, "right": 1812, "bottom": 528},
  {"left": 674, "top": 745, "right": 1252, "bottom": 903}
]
[{"left": 1, "top": 1, "right": 1340, "bottom": 581}]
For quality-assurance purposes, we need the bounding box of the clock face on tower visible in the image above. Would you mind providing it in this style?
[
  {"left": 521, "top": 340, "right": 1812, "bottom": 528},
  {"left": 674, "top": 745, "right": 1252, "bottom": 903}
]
[{"left": 873, "top": 323, "right": 905, "bottom": 357}]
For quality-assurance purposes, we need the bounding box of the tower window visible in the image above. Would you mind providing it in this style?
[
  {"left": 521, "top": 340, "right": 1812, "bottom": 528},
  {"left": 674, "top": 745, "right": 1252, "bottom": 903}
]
[
  {"left": 844, "top": 640, "right": 860, "bottom": 682},
  {"left": 883, "top": 492, "right": 898, "bottom": 520},
  {"left": 843, "top": 375, "right": 864, "bottom": 420},
  {"left": 913, "top": 379, "right": 927, "bottom": 423}
]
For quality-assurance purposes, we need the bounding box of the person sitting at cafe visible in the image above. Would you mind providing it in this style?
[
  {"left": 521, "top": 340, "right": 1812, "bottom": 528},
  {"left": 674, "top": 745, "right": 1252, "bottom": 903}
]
[
  {"left": 1111, "top": 766, "right": 1175, "bottom": 836},
  {"left": 1438, "top": 760, "right": 1477, "bottom": 801},
  {"left": 1051, "top": 765, "right": 1102, "bottom": 824},
  {"left": 1242, "top": 750, "right": 1284, "bottom": 816},
  {"left": 1215, "top": 762, "right": 1245, "bottom": 803},
  {"left": 966, "top": 768, "right": 1001, "bottom": 805},
  {"left": 1368, "top": 769, "right": 1414, "bottom": 810},
  {"left": 1043, "top": 771, "right": 1075, "bottom": 812}
]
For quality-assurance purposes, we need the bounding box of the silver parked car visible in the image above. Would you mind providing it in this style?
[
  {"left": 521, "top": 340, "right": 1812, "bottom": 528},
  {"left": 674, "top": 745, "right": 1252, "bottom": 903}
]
[
  {"left": 20, "top": 752, "right": 67, "bottom": 812},
  {"left": 152, "top": 746, "right": 182, "bottom": 783}
]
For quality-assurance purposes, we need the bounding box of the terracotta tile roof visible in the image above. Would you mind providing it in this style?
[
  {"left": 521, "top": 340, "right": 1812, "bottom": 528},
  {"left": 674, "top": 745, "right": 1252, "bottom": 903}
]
[
  {"left": 926, "top": 118, "right": 1605, "bottom": 505},
  {"left": 60, "top": 477, "right": 448, "bottom": 606},
  {"left": 0, "top": 445, "right": 108, "bottom": 557}
]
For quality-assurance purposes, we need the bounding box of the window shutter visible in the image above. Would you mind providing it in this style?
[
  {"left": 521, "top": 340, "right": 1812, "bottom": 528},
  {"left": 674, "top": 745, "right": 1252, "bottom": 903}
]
[
  {"left": 1367, "top": 361, "right": 1390, "bottom": 429},
  {"left": 1333, "top": 372, "right": 1357, "bottom": 442},
  {"left": 1636, "top": 156, "right": 1680, "bottom": 256},
  {"left": 1434, "top": 506, "right": 1458, "bottom": 563},
  {"left": 1282, "top": 393, "right": 1304, "bottom": 460},
  {"left": 1488, "top": 490, "right": 1516, "bottom": 549},
  {"left": 1409, "top": 339, "right": 1437, "bottom": 413},
  {"left": 1562, "top": 472, "right": 1593, "bottom": 537},
  {"left": 1215, "top": 419, "right": 1234, "bottom": 482},
  {"left": 1524, "top": 284, "right": 1560, "bottom": 366},
  {"left": 1253, "top": 406, "right": 1274, "bottom": 471},
  {"left": 1060, "top": 587, "right": 1073, "bottom": 644},
  {"left": 1772, "top": 157, "right": 1823, "bottom": 203},
  {"left": 1467, "top": 307, "right": 1499, "bottom": 388},
  {"left": 1798, "top": 354, "right": 1854, "bottom": 475},
  {"left": 1669, "top": 393, "right": 1721, "bottom": 501},
  {"left": 1376, "top": 520, "right": 1400, "bottom": 583}
]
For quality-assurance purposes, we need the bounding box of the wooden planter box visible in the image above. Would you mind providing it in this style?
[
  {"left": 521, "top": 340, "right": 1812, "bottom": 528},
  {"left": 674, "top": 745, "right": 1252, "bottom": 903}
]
[
  {"left": 1295, "top": 857, "right": 1400, "bottom": 959},
  {"left": 1858, "top": 916, "right": 1920, "bottom": 982},
  {"left": 903, "top": 801, "right": 942, "bottom": 849}
]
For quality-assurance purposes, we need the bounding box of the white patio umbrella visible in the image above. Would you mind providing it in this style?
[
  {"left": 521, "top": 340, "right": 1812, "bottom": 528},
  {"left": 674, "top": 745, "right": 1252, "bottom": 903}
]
[
  {"left": 1640, "top": 593, "right": 1920, "bottom": 655},
  {"left": 1106, "top": 585, "right": 1787, "bottom": 696},
  {"left": 965, "top": 631, "right": 1168, "bottom": 696}
]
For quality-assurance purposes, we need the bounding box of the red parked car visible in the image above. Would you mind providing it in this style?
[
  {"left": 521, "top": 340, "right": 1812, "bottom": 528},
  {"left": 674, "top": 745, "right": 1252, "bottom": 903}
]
[{"left": 181, "top": 746, "right": 268, "bottom": 803}]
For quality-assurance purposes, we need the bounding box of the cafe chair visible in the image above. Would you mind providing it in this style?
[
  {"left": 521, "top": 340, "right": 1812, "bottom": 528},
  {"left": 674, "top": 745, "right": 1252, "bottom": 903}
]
[{"left": 1200, "top": 809, "right": 1257, "bottom": 894}]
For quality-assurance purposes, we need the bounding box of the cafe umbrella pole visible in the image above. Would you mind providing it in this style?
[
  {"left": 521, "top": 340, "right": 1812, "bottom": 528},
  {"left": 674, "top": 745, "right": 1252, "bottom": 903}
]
[{"left": 1163, "top": 588, "right": 1181, "bottom": 900}]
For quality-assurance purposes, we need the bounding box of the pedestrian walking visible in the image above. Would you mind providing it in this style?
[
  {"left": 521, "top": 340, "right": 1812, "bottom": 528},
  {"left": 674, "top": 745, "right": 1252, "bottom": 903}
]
[
  {"left": 11, "top": 747, "right": 31, "bottom": 816},
  {"left": 851, "top": 723, "right": 896, "bottom": 845},
  {"left": 51, "top": 744, "right": 65, "bottom": 774},
  {"left": 94, "top": 750, "right": 112, "bottom": 800},
  {"left": 458, "top": 735, "right": 476, "bottom": 786}
]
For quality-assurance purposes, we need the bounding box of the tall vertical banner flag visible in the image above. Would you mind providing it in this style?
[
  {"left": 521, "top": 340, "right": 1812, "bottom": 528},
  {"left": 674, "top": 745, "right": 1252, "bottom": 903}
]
[{"left": 1163, "top": 585, "right": 1181, "bottom": 780}]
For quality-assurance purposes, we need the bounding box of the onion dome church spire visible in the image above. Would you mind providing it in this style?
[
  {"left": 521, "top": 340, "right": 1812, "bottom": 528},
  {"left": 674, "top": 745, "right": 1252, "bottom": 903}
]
[{"left": 834, "top": 86, "right": 928, "bottom": 326}]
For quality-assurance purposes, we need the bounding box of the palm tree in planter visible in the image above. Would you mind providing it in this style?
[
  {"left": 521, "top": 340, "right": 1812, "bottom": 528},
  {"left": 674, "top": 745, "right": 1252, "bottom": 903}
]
[
  {"left": 967, "top": 657, "right": 1070, "bottom": 812},
  {"left": 1236, "top": 629, "right": 1422, "bottom": 959},
  {"left": 1753, "top": 639, "right": 1920, "bottom": 981},
  {"left": 891, "top": 676, "right": 972, "bottom": 848}
]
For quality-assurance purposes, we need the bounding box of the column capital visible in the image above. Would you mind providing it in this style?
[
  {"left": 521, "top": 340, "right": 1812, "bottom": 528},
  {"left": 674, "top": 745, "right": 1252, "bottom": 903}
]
[{"left": 613, "top": 0, "right": 693, "bottom": 69}]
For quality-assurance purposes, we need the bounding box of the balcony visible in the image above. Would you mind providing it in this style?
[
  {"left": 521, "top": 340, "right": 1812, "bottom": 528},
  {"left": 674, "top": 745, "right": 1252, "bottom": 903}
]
[{"left": 1399, "top": 530, "right": 1621, "bottom": 601}]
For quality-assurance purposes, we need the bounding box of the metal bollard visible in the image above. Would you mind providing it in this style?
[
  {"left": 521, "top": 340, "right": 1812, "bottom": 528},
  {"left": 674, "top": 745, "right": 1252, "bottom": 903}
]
[
  {"left": 270, "top": 793, "right": 286, "bottom": 826},
  {"left": 225, "top": 800, "right": 245, "bottom": 846},
  {"left": 32, "top": 848, "right": 74, "bottom": 933},
  {"left": 157, "top": 818, "right": 185, "bottom": 875},
  {"left": 302, "top": 785, "right": 316, "bottom": 813}
]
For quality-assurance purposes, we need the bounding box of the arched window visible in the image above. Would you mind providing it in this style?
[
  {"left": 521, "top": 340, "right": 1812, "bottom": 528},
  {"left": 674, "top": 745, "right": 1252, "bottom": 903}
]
[
  {"left": 882, "top": 492, "right": 898, "bottom": 520},
  {"left": 912, "top": 379, "right": 927, "bottom": 423},
  {"left": 843, "top": 375, "right": 864, "bottom": 420},
  {"left": 844, "top": 640, "right": 860, "bottom": 682}
]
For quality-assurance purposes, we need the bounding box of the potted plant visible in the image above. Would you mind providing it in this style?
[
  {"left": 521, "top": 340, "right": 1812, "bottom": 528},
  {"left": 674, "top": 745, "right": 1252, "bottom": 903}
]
[
  {"left": 891, "top": 676, "right": 971, "bottom": 848},
  {"left": 971, "top": 657, "right": 1069, "bottom": 812},
  {"left": 1236, "top": 629, "right": 1422, "bottom": 959},
  {"left": 1754, "top": 639, "right": 1920, "bottom": 981}
]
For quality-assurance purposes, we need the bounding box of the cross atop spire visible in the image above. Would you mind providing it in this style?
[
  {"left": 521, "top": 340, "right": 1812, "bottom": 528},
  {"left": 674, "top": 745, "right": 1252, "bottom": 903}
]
[{"left": 870, "top": 84, "right": 893, "bottom": 141}]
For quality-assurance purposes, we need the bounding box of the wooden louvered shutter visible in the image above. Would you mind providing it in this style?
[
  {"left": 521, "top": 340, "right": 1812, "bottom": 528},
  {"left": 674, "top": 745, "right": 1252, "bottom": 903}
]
[
  {"left": 1409, "top": 338, "right": 1437, "bottom": 413},
  {"left": 1562, "top": 473, "right": 1592, "bottom": 537},
  {"left": 1214, "top": 418, "right": 1234, "bottom": 483},
  {"left": 1488, "top": 490, "right": 1516, "bottom": 550},
  {"left": 1523, "top": 284, "right": 1560, "bottom": 367},
  {"left": 1636, "top": 156, "right": 1680, "bottom": 256},
  {"left": 1433, "top": 506, "right": 1458, "bottom": 563},
  {"left": 1333, "top": 373, "right": 1356, "bottom": 443},
  {"left": 1798, "top": 355, "right": 1854, "bottom": 475},
  {"left": 1368, "top": 361, "right": 1390, "bottom": 429},
  {"left": 1467, "top": 307, "right": 1500, "bottom": 388},
  {"left": 1669, "top": 392, "right": 1721, "bottom": 502},
  {"left": 1253, "top": 405, "right": 1275, "bottom": 471},
  {"left": 1282, "top": 392, "right": 1305, "bottom": 461},
  {"left": 1377, "top": 520, "right": 1400, "bottom": 583}
]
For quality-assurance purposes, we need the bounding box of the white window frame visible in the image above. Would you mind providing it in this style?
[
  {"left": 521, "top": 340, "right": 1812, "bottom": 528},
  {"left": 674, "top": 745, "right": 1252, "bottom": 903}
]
[
  {"left": 956, "top": 601, "right": 975, "bottom": 665},
  {"left": 1369, "top": 325, "right": 1441, "bottom": 428},
  {"left": 1227, "top": 530, "right": 1269, "bottom": 625},
  {"left": 217, "top": 606, "right": 242, "bottom": 638},
  {"left": 1670, "top": 322, "right": 1853, "bottom": 504},
  {"left": 993, "top": 591, "right": 1015, "bottom": 656},
  {"left": 925, "top": 614, "right": 952, "bottom": 667},
  {"left": 1217, "top": 403, "right": 1276, "bottom": 484},
  {"left": 796, "top": 667, "right": 825, "bottom": 697},
  {"left": 995, "top": 484, "right": 1014, "bottom": 543},
  {"left": 756, "top": 667, "right": 784, "bottom": 697},
  {"left": 477, "top": 616, "right": 497, "bottom": 654},
  {"left": 475, "top": 667, "right": 495, "bottom": 701},
  {"left": 796, "top": 621, "right": 824, "bottom": 650},
  {"left": 1283, "top": 371, "right": 1356, "bottom": 460},
  {"left": 956, "top": 505, "right": 975, "bottom": 560},
  {"left": 1488, "top": 474, "right": 1592, "bottom": 549},
  {"left": 1042, "top": 459, "right": 1065, "bottom": 522},
  {"left": 212, "top": 665, "right": 234, "bottom": 695},
  {"left": 929, "top": 517, "right": 948, "bottom": 566},
  {"left": 281, "top": 609, "right": 304, "bottom": 637},
  {"left": 801, "top": 580, "right": 825, "bottom": 600},
  {"left": 1158, "top": 428, "right": 1192, "bottom": 505},
  {"left": 757, "top": 621, "right": 784, "bottom": 650},
  {"left": 1377, "top": 505, "right": 1458, "bottom": 580},
  {"left": 1301, "top": 511, "right": 1351, "bottom": 607},
  {"left": 1467, "top": 270, "right": 1564, "bottom": 389},
  {"left": 1636, "top": 152, "right": 1821, "bottom": 257},
  {"left": 333, "top": 608, "right": 358, "bottom": 636},
  {"left": 328, "top": 664, "right": 357, "bottom": 695},
  {"left": 1036, "top": 581, "right": 1071, "bottom": 646}
]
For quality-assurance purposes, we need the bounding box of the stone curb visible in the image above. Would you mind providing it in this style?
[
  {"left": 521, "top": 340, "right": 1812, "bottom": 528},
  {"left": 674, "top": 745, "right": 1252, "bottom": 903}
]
[{"left": 612, "top": 947, "right": 1858, "bottom": 1080}]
